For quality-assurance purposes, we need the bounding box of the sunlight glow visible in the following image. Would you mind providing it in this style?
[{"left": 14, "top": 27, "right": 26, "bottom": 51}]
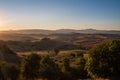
[{"left": 0, "top": 18, "right": 3, "bottom": 27}]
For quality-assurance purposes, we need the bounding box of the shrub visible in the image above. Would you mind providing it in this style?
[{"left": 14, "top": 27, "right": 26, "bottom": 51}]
[{"left": 86, "top": 40, "right": 120, "bottom": 78}]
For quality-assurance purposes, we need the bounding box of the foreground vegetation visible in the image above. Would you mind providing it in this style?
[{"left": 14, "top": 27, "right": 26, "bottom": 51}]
[{"left": 0, "top": 39, "right": 120, "bottom": 80}]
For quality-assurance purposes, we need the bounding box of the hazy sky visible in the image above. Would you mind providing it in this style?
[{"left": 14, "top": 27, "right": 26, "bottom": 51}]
[{"left": 0, "top": 0, "right": 120, "bottom": 30}]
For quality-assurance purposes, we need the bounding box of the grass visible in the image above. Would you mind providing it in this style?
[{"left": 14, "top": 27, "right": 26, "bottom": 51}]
[
  {"left": 17, "top": 49, "right": 86, "bottom": 56},
  {"left": 17, "top": 51, "right": 48, "bottom": 56}
]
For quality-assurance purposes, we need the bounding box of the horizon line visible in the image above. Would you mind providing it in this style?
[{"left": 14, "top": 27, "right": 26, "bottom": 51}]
[{"left": 0, "top": 28, "right": 120, "bottom": 32}]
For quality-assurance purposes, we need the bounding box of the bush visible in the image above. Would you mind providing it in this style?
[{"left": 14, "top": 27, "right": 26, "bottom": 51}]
[
  {"left": 21, "top": 53, "right": 41, "bottom": 80},
  {"left": 86, "top": 40, "right": 120, "bottom": 78},
  {"left": 39, "top": 55, "right": 61, "bottom": 80},
  {"left": 0, "top": 61, "right": 20, "bottom": 80}
]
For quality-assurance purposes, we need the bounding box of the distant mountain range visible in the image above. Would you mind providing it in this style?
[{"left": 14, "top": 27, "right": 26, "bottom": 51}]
[{"left": 1, "top": 29, "right": 120, "bottom": 34}]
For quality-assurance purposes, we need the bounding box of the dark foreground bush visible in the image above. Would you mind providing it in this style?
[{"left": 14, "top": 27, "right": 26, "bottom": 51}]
[{"left": 0, "top": 61, "right": 20, "bottom": 80}]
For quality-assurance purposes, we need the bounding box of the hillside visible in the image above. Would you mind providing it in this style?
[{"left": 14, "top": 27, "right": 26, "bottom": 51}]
[
  {"left": 0, "top": 33, "right": 37, "bottom": 41},
  {"left": 0, "top": 33, "right": 119, "bottom": 52},
  {"left": 0, "top": 29, "right": 120, "bottom": 52},
  {"left": 1, "top": 29, "right": 120, "bottom": 35},
  {"left": 0, "top": 43, "right": 20, "bottom": 64}
]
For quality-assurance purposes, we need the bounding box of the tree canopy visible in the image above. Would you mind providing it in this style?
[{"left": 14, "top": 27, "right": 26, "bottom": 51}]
[
  {"left": 86, "top": 40, "right": 120, "bottom": 78},
  {"left": 21, "top": 53, "right": 41, "bottom": 80}
]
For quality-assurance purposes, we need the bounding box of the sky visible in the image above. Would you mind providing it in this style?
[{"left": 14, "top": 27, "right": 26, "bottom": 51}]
[{"left": 0, "top": 0, "right": 120, "bottom": 30}]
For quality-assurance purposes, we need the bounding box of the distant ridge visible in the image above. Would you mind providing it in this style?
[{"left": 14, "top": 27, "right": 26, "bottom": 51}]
[{"left": 1, "top": 29, "right": 120, "bottom": 35}]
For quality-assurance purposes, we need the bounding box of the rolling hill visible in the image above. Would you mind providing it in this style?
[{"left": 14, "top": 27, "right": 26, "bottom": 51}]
[
  {"left": 0, "top": 29, "right": 119, "bottom": 52},
  {"left": 1, "top": 29, "right": 120, "bottom": 35},
  {"left": 0, "top": 43, "right": 20, "bottom": 64}
]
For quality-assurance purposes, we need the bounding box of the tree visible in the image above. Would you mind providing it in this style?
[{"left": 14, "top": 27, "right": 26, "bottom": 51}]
[
  {"left": 0, "top": 61, "right": 20, "bottom": 80},
  {"left": 41, "top": 38, "right": 51, "bottom": 41},
  {"left": 0, "top": 62, "right": 4, "bottom": 80},
  {"left": 60, "top": 58, "right": 76, "bottom": 80},
  {"left": 39, "top": 55, "right": 61, "bottom": 80},
  {"left": 73, "top": 56, "right": 88, "bottom": 79},
  {"left": 85, "top": 40, "right": 120, "bottom": 78},
  {"left": 61, "top": 58, "right": 70, "bottom": 73},
  {"left": 21, "top": 53, "right": 41, "bottom": 80},
  {"left": 53, "top": 48, "right": 60, "bottom": 55}
]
